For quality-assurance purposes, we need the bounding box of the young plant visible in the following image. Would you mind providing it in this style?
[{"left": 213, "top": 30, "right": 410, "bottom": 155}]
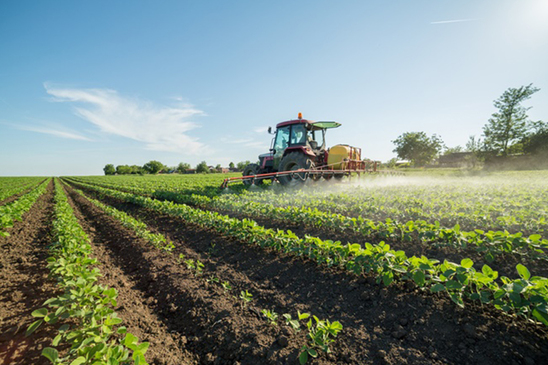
[
  {"left": 284, "top": 311, "right": 310, "bottom": 333},
  {"left": 299, "top": 316, "right": 343, "bottom": 364},
  {"left": 239, "top": 290, "right": 253, "bottom": 305},
  {"left": 221, "top": 281, "right": 232, "bottom": 292},
  {"left": 261, "top": 309, "right": 279, "bottom": 326}
]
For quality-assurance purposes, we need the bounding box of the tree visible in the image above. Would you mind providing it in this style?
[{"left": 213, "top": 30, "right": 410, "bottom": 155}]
[
  {"left": 443, "top": 146, "right": 463, "bottom": 155},
  {"left": 523, "top": 121, "right": 548, "bottom": 155},
  {"left": 196, "top": 161, "right": 209, "bottom": 173},
  {"left": 229, "top": 162, "right": 235, "bottom": 169},
  {"left": 465, "top": 135, "right": 482, "bottom": 153},
  {"left": 143, "top": 160, "right": 166, "bottom": 174},
  {"left": 116, "top": 165, "right": 132, "bottom": 175},
  {"left": 236, "top": 161, "right": 251, "bottom": 171},
  {"left": 214, "top": 164, "right": 222, "bottom": 172},
  {"left": 392, "top": 132, "right": 444, "bottom": 167},
  {"left": 103, "top": 164, "right": 115, "bottom": 175},
  {"left": 483, "top": 84, "right": 540, "bottom": 155},
  {"left": 177, "top": 162, "right": 191, "bottom": 173},
  {"left": 129, "top": 165, "right": 144, "bottom": 174}
]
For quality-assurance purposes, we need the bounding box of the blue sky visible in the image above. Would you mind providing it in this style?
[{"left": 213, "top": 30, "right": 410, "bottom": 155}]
[{"left": 1, "top": 0, "right": 547, "bottom": 176}]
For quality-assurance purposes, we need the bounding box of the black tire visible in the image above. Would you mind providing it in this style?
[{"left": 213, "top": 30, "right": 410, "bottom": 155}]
[
  {"left": 242, "top": 163, "right": 263, "bottom": 186},
  {"left": 278, "top": 152, "right": 315, "bottom": 186}
]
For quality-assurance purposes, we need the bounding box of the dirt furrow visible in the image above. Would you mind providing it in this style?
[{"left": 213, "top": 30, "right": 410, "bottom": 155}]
[
  {"left": 63, "top": 184, "right": 306, "bottom": 364},
  {"left": 0, "top": 180, "right": 58, "bottom": 365},
  {"left": 67, "top": 181, "right": 548, "bottom": 365}
]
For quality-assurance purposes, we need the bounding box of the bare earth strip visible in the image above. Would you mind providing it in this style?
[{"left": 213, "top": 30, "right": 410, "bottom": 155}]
[
  {"left": 0, "top": 180, "right": 57, "bottom": 365},
  {"left": 61, "top": 184, "right": 200, "bottom": 365}
]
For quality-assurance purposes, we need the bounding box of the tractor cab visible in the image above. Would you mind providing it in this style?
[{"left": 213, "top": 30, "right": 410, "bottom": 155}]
[{"left": 266, "top": 114, "right": 340, "bottom": 171}]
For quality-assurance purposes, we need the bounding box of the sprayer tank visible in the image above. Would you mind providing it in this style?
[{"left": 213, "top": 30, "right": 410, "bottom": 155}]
[{"left": 327, "top": 144, "right": 362, "bottom": 169}]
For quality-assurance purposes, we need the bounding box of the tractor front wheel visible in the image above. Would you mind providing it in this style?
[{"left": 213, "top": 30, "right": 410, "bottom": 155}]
[
  {"left": 278, "top": 152, "right": 315, "bottom": 186},
  {"left": 242, "top": 163, "right": 263, "bottom": 186}
]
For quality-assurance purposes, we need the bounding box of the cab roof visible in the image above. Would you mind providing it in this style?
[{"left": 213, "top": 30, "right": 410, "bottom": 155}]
[{"left": 276, "top": 119, "right": 341, "bottom": 130}]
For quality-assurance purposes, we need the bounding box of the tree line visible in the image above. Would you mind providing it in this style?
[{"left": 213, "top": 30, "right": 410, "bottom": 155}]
[
  {"left": 103, "top": 160, "right": 253, "bottom": 175},
  {"left": 392, "top": 84, "right": 546, "bottom": 167}
]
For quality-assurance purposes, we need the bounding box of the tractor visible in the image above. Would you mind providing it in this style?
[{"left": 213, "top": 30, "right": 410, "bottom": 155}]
[{"left": 232, "top": 113, "right": 371, "bottom": 187}]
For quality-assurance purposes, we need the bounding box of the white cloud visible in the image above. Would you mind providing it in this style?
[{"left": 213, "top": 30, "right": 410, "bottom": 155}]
[
  {"left": 45, "top": 85, "right": 207, "bottom": 154},
  {"left": 430, "top": 18, "right": 478, "bottom": 25},
  {"left": 16, "top": 125, "right": 92, "bottom": 141},
  {"left": 253, "top": 126, "right": 269, "bottom": 133}
]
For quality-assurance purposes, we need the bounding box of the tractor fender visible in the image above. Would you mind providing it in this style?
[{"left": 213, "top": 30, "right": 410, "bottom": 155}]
[{"left": 283, "top": 146, "right": 316, "bottom": 158}]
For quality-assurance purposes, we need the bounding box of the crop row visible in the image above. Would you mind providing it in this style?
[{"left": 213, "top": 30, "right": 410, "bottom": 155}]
[
  {"left": 0, "top": 178, "right": 50, "bottom": 237},
  {"left": 68, "top": 183, "right": 343, "bottom": 364},
  {"left": 67, "top": 173, "right": 548, "bottom": 234},
  {"left": 27, "top": 179, "right": 148, "bottom": 365},
  {"left": 153, "top": 190, "right": 548, "bottom": 262},
  {"left": 64, "top": 179, "right": 548, "bottom": 327},
  {"left": 0, "top": 177, "right": 44, "bottom": 202},
  {"left": 66, "top": 178, "right": 548, "bottom": 262}
]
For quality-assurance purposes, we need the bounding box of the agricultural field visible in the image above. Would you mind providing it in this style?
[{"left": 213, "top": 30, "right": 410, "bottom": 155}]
[{"left": 1, "top": 171, "right": 548, "bottom": 365}]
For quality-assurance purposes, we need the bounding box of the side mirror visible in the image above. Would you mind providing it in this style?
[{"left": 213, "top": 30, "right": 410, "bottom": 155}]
[{"left": 268, "top": 126, "right": 272, "bottom": 134}]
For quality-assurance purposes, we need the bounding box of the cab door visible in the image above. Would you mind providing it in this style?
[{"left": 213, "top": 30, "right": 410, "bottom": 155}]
[{"left": 272, "top": 126, "right": 290, "bottom": 170}]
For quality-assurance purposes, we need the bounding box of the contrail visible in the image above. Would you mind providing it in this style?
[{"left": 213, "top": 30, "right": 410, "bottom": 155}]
[{"left": 430, "top": 18, "right": 478, "bottom": 24}]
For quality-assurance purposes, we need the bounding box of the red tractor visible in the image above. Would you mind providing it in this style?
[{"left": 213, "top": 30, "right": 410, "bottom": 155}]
[{"left": 225, "top": 113, "right": 372, "bottom": 187}]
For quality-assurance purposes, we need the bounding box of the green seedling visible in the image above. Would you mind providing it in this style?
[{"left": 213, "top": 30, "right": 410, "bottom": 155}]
[
  {"left": 184, "top": 259, "right": 195, "bottom": 270},
  {"left": 261, "top": 309, "right": 278, "bottom": 325},
  {"left": 299, "top": 316, "right": 343, "bottom": 364},
  {"left": 194, "top": 260, "right": 204, "bottom": 276},
  {"left": 239, "top": 290, "right": 253, "bottom": 305},
  {"left": 221, "top": 281, "right": 232, "bottom": 292}
]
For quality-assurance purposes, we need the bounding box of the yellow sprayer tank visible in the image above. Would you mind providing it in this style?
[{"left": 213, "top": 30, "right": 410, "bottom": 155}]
[{"left": 327, "top": 144, "right": 362, "bottom": 169}]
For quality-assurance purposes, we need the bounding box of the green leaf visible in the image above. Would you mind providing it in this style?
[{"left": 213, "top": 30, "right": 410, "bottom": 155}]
[
  {"left": 70, "top": 357, "right": 86, "bottom": 365},
  {"left": 136, "top": 342, "right": 150, "bottom": 353},
  {"left": 445, "top": 280, "right": 462, "bottom": 290},
  {"left": 31, "top": 308, "right": 48, "bottom": 318},
  {"left": 52, "top": 334, "right": 62, "bottom": 346},
  {"left": 26, "top": 319, "right": 43, "bottom": 336},
  {"left": 532, "top": 308, "right": 548, "bottom": 326},
  {"left": 382, "top": 271, "right": 394, "bottom": 286},
  {"left": 450, "top": 293, "right": 464, "bottom": 308},
  {"left": 460, "top": 258, "right": 473, "bottom": 269},
  {"left": 299, "top": 350, "right": 309, "bottom": 364},
  {"left": 516, "top": 264, "right": 530, "bottom": 280},
  {"left": 42, "top": 347, "right": 59, "bottom": 363},
  {"left": 430, "top": 283, "right": 445, "bottom": 293},
  {"left": 307, "top": 348, "right": 318, "bottom": 357},
  {"left": 413, "top": 271, "right": 425, "bottom": 287}
]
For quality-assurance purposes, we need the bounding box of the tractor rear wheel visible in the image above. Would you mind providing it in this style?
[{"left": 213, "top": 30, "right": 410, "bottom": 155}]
[
  {"left": 242, "top": 163, "right": 263, "bottom": 186},
  {"left": 278, "top": 152, "right": 315, "bottom": 186}
]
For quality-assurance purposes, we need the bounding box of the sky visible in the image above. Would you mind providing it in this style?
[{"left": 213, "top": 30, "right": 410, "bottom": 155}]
[{"left": 1, "top": 0, "right": 547, "bottom": 176}]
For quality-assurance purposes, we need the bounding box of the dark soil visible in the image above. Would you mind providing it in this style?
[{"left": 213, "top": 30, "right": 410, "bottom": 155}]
[
  {"left": 0, "top": 180, "right": 58, "bottom": 365},
  {"left": 67, "top": 180, "right": 548, "bottom": 365},
  {"left": 60, "top": 183, "right": 199, "bottom": 365}
]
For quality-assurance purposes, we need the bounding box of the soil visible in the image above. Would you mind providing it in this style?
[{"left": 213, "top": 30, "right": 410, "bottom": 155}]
[
  {"left": 0, "top": 180, "right": 58, "bottom": 365},
  {"left": 67, "top": 181, "right": 548, "bottom": 365}
]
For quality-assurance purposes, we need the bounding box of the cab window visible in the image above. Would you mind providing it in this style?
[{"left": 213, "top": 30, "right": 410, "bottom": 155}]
[
  {"left": 290, "top": 124, "right": 307, "bottom": 145},
  {"left": 274, "top": 126, "right": 290, "bottom": 151}
]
